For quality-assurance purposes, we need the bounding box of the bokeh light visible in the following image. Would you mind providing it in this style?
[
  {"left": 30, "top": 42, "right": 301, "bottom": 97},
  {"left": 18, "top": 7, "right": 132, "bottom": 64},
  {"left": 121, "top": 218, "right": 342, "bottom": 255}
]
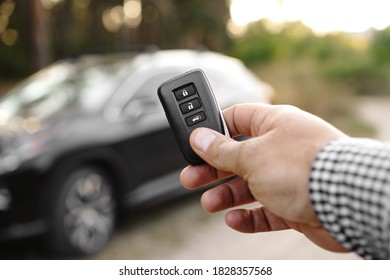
[
  {"left": 0, "top": 0, "right": 16, "bottom": 46},
  {"left": 40, "top": 0, "right": 63, "bottom": 10},
  {"left": 102, "top": 0, "right": 143, "bottom": 32},
  {"left": 1, "top": 28, "right": 17, "bottom": 46}
]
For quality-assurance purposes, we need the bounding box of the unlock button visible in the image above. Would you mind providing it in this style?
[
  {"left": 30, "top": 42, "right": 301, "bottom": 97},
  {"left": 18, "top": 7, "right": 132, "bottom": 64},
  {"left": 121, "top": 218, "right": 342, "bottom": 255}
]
[{"left": 180, "top": 98, "right": 201, "bottom": 114}]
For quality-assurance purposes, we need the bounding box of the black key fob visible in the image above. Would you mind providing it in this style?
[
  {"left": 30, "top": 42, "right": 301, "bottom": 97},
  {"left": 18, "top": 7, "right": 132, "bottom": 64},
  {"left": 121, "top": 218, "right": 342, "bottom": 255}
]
[{"left": 158, "top": 69, "right": 229, "bottom": 165}]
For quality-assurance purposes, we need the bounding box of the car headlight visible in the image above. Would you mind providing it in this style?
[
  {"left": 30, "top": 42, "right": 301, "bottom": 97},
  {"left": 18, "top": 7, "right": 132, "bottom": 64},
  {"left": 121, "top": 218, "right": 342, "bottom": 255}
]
[
  {"left": 0, "top": 153, "right": 20, "bottom": 174},
  {"left": 0, "top": 133, "right": 49, "bottom": 175},
  {"left": 0, "top": 150, "right": 22, "bottom": 176},
  {"left": 0, "top": 187, "right": 11, "bottom": 211}
]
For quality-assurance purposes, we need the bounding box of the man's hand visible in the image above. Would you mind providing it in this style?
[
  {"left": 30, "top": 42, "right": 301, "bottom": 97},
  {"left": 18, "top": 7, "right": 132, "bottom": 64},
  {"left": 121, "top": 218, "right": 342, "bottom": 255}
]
[{"left": 180, "top": 103, "right": 348, "bottom": 253}]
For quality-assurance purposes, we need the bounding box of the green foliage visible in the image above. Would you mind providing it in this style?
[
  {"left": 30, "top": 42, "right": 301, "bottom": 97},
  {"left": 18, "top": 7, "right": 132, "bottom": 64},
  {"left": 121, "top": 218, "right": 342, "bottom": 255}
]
[
  {"left": 320, "top": 55, "right": 387, "bottom": 95},
  {"left": 230, "top": 20, "right": 390, "bottom": 97},
  {"left": 252, "top": 60, "right": 377, "bottom": 137},
  {"left": 230, "top": 20, "right": 361, "bottom": 62},
  {"left": 370, "top": 26, "right": 390, "bottom": 64},
  {"left": 229, "top": 20, "right": 315, "bottom": 64},
  {"left": 229, "top": 21, "right": 277, "bottom": 64},
  {"left": 232, "top": 20, "right": 389, "bottom": 136}
]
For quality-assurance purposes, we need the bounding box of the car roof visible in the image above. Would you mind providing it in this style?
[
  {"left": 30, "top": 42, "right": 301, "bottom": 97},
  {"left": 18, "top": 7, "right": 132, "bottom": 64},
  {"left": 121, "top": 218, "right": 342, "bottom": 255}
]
[
  {"left": 67, "top": 49, "right": 246, "bottom": 74},
  {"left": 57, "top": 50, "right": 272, "bottom": 117},
  {"left": 145, "top": 49, "right": 243, "bottom": 68},
  {"left": 96, "top": 49, "right": 272, "bottom": 115}
]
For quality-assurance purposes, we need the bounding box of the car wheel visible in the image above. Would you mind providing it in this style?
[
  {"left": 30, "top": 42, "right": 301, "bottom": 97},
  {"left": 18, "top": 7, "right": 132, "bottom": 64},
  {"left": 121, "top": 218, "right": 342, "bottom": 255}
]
[{"left": 48, "top": 166, "right": 116, "bottom": 257}]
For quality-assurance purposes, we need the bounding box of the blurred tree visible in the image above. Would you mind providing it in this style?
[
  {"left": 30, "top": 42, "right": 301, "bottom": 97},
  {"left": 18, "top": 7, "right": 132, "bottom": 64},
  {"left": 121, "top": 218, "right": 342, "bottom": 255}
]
[
  {"left": 370, "top": 27, "right": 390, "bottom": 65},
  {"left": 228, "top": 20, "right": 278, "bottom": 65},
  {"left": 0, "top": 0, "right": 30, "bottom": 77},
  {"left": 29, "top": 0, "right": 51, "bottom": 69},
  {"left": 1, "top": 0, "right": 230, "bottom": 77},
  {"left": 162, "top": 0, "right": 230, "bottom": 49},
  {"left": 229, "top": 20, "right": 316, "bottom": 65},
  {"left": 228, "top": 19, "right": 390, "bottom": 97},
  {"left": 229, "top": 20, "right": 368, "bottom": 66}
]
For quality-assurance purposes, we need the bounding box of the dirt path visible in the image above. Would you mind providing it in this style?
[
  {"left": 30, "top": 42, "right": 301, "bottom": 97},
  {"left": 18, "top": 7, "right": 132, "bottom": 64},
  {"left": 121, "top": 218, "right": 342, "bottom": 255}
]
[
  {"left": 358, "top": 97, "right": 390, "bottom": 141},
  {"left": 92, "top": 196, "right": 358, "bottom": 260}
]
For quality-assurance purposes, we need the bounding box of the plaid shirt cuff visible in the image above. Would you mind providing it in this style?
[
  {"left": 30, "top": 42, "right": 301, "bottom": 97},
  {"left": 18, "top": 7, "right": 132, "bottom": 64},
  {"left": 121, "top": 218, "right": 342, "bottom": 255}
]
[{"left": 310, "top": 138, "right": 390, "bottom": 259}]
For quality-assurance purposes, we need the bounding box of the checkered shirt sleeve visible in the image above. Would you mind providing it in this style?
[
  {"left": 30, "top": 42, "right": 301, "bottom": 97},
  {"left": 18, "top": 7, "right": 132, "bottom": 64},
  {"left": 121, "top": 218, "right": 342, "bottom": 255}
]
[{"left": 310, "top": 138, "right": 390, "bottom": 259}]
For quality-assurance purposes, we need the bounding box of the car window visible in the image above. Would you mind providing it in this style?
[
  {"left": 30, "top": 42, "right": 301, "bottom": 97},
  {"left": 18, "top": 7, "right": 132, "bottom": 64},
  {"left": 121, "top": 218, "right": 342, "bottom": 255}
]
[
  {"left": 0, "top": 64, "right": 72, "bottom": 117},
  {"left": 77, "top": 65, "right": 129, "bottom": 110},
  {"left": 133, "top": 72, "right": 178, "bottom": 99},
  {"left": 122, "top": 72, "right": 179, "bottom": 120},
  {"left": 0, "top": 60, "right": 130, "bottom": 132},
  {"left": 206, "top": 66, "right": 258, "bottom": 94}
]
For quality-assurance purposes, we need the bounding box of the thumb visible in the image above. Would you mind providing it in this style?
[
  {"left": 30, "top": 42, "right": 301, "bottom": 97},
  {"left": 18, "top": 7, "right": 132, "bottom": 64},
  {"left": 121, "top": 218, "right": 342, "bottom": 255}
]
[{"left": 190, "top": 127, "right": 245, "bottom": 173}]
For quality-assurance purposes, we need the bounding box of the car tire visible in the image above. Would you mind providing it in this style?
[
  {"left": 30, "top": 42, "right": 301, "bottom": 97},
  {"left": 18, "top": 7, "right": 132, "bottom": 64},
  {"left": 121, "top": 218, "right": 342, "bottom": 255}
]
[{"left": 48, "top": 166, "right": 116, "bottom": 257}]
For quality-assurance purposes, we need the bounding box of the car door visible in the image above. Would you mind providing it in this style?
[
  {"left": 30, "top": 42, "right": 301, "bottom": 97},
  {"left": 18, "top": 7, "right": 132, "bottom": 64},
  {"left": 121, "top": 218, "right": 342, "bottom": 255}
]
[{"left": 115, "top": 72, "right": 187, "bottom": 192}]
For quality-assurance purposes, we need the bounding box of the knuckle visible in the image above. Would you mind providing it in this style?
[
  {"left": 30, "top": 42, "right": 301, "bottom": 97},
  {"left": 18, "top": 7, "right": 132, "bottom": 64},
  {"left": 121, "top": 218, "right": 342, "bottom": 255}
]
[
  {"left": 209, "top": 137, "right": 234, "bottom": 165},
  {"left": 212, "top": 137, "right": 253, "bottom": 175}
]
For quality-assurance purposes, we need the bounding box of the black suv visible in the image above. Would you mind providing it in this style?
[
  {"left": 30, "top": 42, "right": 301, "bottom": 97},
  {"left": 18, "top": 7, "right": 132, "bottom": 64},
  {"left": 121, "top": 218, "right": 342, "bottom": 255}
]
[{"left": 0, "top": 50, "right": 272, "bottom": 256}]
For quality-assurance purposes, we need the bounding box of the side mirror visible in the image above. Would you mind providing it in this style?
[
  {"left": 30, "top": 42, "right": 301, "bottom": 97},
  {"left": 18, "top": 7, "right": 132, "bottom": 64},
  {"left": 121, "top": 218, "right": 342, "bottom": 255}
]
[{"left": 122, "top": 95, "right": 158, "bottom": 122}]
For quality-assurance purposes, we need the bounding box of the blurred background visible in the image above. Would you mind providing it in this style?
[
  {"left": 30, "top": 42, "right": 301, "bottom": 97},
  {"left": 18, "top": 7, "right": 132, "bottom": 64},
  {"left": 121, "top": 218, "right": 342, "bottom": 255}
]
[{"left": 0, "top": 0, "right": 389, "bottom": 259}]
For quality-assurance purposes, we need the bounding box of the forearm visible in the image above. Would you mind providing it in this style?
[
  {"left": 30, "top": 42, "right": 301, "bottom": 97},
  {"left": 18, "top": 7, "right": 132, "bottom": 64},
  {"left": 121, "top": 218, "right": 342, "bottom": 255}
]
[{"left": 310, "top": 138, "right": 390, "bottom": 259}]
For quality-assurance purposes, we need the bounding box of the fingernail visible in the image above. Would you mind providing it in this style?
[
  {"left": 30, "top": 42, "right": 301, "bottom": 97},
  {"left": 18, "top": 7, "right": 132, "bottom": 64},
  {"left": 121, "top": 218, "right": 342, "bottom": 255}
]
[{"left": 193, "top": 128, "right": 216, "bottom": 152}]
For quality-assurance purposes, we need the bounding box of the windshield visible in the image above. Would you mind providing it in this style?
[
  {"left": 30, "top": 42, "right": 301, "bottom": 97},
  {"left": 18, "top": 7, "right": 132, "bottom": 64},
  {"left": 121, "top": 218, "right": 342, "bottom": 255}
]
[{"left": 0, "top": 58, "right": 131, "bottom": 134}]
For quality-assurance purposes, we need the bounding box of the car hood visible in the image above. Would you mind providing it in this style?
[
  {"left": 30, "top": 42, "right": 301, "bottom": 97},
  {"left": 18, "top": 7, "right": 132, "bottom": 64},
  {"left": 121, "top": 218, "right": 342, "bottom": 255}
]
[{"left": 0, "top": 108, "right": 103, "bottom": 174}]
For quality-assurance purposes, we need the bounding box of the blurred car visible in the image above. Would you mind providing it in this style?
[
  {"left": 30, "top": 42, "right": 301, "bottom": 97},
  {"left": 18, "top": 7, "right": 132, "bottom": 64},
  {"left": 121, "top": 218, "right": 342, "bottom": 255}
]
[{"left": 0, "top": 49, "right": 272, "bottom": 256}]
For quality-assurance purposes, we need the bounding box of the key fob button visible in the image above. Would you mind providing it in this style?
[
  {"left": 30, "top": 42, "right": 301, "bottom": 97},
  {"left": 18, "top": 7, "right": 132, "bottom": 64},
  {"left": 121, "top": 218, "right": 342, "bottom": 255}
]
[
  {"left": 185, "top": 111, "right": 206, "bottom": 126},
  {"left": 180, "top": 98, "right": 201, "bottom": 114},
  {"left": 174, "top": 84, "right": 196, "bottom": 101}
]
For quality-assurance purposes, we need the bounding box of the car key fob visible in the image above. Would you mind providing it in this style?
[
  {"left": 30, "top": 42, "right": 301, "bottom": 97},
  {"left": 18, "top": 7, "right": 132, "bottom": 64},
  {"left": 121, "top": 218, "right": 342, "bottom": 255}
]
[{"left": 158, "top": 69, "right": 229, "bottom": 165}]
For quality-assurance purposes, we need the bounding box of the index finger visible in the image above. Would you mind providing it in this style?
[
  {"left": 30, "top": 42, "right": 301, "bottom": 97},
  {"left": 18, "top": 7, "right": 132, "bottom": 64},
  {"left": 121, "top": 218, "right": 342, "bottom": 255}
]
[{"left": 222, "top": 103, "right": 273, "bottom": 138}]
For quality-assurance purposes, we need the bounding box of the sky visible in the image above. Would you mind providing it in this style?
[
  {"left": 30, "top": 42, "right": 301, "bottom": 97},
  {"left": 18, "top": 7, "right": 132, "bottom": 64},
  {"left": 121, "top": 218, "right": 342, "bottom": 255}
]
[{"left": 230, "top": 0, "right": 390, "bottom": 34}]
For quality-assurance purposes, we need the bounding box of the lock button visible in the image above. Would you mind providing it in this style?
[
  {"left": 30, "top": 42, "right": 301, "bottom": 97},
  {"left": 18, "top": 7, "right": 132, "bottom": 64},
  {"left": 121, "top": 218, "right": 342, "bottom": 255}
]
[
  {"left": 180, "top": 98, "right": 201, "bottom": 114},
  {"left": 174, "top": 84, "right": 196, "bottom": 101}
]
